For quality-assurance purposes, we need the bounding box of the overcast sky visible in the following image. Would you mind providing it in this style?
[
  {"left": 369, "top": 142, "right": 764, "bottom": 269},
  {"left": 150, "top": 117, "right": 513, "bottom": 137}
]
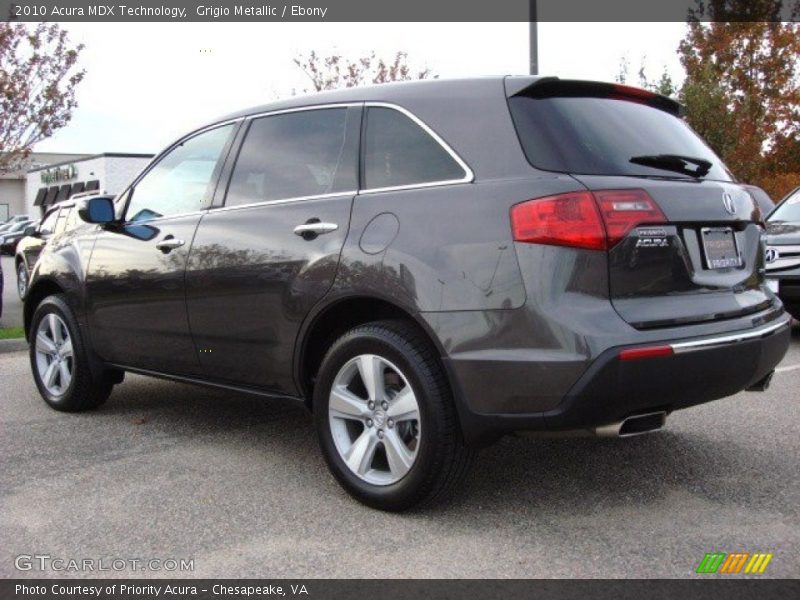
[{"left": 36, "top": 22, "right": 687, "bottom": 154}]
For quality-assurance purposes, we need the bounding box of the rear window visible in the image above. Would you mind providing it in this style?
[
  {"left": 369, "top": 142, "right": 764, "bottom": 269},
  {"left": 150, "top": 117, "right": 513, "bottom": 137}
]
[
  {"left": 227, "top": 108, "right": 356, "bottom": 205},
  {"left": 363, "top": 107, "right": 467, "bottom": 190},
  {"left": 507, "top": 95, "right": 732, "bottom": 181}
]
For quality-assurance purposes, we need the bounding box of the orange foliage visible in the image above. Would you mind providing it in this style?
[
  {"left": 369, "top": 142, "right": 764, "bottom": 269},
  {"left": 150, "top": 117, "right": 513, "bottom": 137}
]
[{"left": 678, "top": 2, "right": 800, "bottom": 200}]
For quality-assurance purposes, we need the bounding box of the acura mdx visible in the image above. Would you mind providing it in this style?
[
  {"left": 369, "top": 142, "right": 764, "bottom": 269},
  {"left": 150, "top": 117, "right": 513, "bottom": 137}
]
[{"left": 23, "top": 77, "right": 791, "bottom": 510}]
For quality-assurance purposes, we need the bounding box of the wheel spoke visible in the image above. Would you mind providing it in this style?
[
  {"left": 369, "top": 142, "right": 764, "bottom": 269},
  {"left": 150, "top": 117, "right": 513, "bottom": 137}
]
[
  {"left": 344, "top": 430, "right": 378, "bottom": 476},
  {"left": 44, "top": 361, "right": 59, "bottom": 388},
  {"left": 58, "top": 361, "right": 71, "bottom": 389},
  {"left": 383, "top": 429, "right": 414, "bottom": 478},
  {"left": 35, "top": 331, "right": 57, "bottom": 355},
  {"left": 357, "top": 355, "right": 385, "bottom": 402},
  {"left": 329, "top": 386, "right": 369, "bottom": 420},
  {"left": 48, "top": 314, "right": 62, "bottom": 344},
  {"left": 387, "top": 386, "right": 419, "bottom": 422},
  {"left": 59, "top": 338, "right": 73, "bottom": 359}
]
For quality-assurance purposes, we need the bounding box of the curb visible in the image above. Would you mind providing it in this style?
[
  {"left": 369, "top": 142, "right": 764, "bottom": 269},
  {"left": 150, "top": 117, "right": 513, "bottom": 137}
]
[{"left": 0, "top": 338, "right": 28, "bottom": 354}]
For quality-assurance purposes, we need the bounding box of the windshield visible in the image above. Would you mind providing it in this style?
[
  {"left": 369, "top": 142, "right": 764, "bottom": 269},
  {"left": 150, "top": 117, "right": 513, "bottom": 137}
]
[
  {"left": 769, "top": 188, "right": 800, "bottom": 222},
  {"left": 507, "top": 95, "right": 733, "bottom": 181}
]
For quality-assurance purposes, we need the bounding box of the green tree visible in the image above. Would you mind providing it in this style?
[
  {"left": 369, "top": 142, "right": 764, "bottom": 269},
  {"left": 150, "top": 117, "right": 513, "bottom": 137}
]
[{"left": 0, "top": 23, "right": 85, "bottom": 174}]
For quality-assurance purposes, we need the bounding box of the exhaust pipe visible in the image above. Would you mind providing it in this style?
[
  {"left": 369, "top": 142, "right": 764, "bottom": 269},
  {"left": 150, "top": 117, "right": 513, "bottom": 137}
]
[
  {"left": 746, "top": 370, "right": 774, "bottom": 392},
  {"left": 593, "top": 411, "right": 667, "bottom": 438}
]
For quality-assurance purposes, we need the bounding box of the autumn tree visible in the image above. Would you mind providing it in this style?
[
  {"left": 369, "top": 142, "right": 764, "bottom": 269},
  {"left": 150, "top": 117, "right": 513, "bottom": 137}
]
[
  {"left": 679, "top": 1, "right": 800, "bottom": 199},
  {"left": 293, "top": 51, "right": 435, "bottom": 93},
  {"left": 615, "top": 57, "right": 677, "bottom": 97},
  {"left": 0, "top": 23, "right": 85, "bottom": 174}
]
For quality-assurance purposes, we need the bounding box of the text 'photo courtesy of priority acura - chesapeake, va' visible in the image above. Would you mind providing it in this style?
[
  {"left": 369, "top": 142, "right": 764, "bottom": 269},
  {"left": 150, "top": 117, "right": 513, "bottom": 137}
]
[{"left": 22, "top": 77, "right": 791, "bottom": 511}]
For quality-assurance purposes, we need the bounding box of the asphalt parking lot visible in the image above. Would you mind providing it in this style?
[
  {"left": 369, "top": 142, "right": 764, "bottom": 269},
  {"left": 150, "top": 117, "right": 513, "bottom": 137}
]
[{"left": 1, "top": 325, "right": 798, "bottom": 579}]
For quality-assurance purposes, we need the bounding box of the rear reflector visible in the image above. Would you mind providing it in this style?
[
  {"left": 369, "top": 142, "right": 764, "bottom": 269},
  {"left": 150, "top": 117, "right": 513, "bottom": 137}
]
[
  {"left": 618, "top": 345, "right": 674, "bottom": 361},
  {"left": 511, "top": 189, "right": 666, "bottom": 250}
]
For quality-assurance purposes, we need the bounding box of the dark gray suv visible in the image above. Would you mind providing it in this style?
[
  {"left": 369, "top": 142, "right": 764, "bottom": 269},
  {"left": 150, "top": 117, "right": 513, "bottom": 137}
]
[{"left": 23, "top": 77, "right": 791, "bottom": 510}]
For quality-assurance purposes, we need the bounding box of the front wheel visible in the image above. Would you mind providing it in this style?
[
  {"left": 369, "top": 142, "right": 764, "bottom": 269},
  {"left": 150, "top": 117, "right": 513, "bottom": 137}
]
[
  {"left": 16, "top": 261, "right": 28, "bottom": 299},
  {"left": 313, "top": 320, "right": 474, "bottom": 511},
  {"left": 30, "top": 294, "right": 115, "bottom": 411}
]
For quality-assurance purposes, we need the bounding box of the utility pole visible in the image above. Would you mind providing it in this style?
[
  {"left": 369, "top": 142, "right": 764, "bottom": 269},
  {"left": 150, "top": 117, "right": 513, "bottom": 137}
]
[{"left": 529, "top": 0, "right": 538, "bottom": 75}]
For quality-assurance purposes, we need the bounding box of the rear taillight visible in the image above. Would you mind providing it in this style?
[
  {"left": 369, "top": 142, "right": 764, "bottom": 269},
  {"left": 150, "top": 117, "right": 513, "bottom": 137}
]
[
  {"left": 510, "top": 191, "right": 606, "bottom": 250},
  {"left": 593, "top": 189, "right": 667, "bottom": 247},
  {"left": 511, "top": 189, "right": 666, "bottom": 251}
]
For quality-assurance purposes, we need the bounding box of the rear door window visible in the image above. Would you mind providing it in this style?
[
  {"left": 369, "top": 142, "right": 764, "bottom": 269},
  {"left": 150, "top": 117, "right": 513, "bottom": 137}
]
[
  {"left": 362, "top": 107, "right": 467, "bottom": 190},
  {"left": 508, "top": 93, "right": 733, "bottom": 181},
  {"left": 226, "top": 108, "right": 357, "bottom": 206}
]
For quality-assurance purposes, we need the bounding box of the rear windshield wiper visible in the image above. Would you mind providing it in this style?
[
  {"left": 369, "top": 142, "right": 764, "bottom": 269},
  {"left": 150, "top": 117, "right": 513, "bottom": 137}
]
[{"left": 629, "top": 154, "right": 712, "bottom": 178}]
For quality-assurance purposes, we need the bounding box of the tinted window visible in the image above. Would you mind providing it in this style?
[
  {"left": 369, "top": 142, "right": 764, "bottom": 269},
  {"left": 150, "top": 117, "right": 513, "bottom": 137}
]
[
  {"left": 227, "top": 108, "right": 355, "bottom": 206},
  {"left": 363, "top": 107, "right": 466, "bottom": 190},
  {"left": 508, "top": 96, "right": 732, "bottom": 181},
  {"left": 769, "top": 188, "right": 800, "bottom": 222},
  {"left": 126, "top": 124, "right": 234, "bottom": 222},
  {"left": 39, "top": 209, "right": 60, "bottom": 234}
]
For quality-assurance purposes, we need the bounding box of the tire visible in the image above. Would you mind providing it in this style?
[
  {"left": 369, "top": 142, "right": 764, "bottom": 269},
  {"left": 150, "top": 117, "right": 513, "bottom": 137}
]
[
  {"left": 16, "top": 260, "right": 28, "bottom": 300},
  {"left": 786, "top": 304, "right": 800, "bottom": 323},
  {"left": 313, "top": 320, "right": 474, "bottom": 511},
  {"left": 29, "top": 294, "right": 114, "bottom": 412}
]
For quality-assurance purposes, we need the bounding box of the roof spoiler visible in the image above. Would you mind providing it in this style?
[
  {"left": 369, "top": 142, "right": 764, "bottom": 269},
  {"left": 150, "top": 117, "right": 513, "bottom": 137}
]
[{"left": 503, "top": 76, "right": 684, "bottom": 117}]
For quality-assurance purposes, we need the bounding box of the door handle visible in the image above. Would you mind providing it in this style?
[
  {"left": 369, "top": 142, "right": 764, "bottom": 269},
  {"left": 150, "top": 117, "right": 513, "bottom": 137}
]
[
  {"left": 156, "top": 237, "right": 185, "bottom": 253},
  {"left": 293, "top": 222, "right": 338, "bottom": 237}
]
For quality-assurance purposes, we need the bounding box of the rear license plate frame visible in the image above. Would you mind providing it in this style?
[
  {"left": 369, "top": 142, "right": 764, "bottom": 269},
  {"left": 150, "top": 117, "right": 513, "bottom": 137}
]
[{"left": 701, "top": 227, "right": 742, "bottom": 270}]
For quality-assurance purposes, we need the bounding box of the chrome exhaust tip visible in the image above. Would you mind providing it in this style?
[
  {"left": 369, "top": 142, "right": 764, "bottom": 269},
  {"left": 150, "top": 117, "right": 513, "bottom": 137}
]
[
  {"left": 593, "top": 411, "right": 667, "bottom": 438},
  {"left": 746, "top": 370, "right": 774, "bottom": 392}
]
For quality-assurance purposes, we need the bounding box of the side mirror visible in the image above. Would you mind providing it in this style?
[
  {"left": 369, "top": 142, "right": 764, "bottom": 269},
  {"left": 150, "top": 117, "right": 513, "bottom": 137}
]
[
  {"left": 78, "top": 196, "right": 116, "bottom": 224},
  {"left": 23, "top": 225, "right": 37, "bottom": 237}
]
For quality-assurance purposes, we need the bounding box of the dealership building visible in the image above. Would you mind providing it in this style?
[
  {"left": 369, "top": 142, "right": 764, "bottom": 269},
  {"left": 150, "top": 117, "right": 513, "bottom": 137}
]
[
  {"left": 0, "top": 152, "right": 154, "bottom": 222},
  {"left": 25, "top": 153, "right": 154, "bottom": 216}
]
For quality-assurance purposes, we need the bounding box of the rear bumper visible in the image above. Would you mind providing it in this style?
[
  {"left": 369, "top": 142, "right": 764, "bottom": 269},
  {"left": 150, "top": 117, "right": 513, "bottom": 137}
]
[{"left": 447, "top": 316, "right": 791, "bottom": 445}]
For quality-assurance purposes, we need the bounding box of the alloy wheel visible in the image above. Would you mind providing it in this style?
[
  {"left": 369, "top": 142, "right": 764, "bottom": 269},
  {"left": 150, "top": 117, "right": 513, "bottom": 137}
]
[
  {"left": 328, "top": 354, "right": 421, "bottom": 485},
  {"left": 17, "top": 263, "right": 27, "bottom": 298},
  {"left": 34, "top": 313, "right": 74, "bottom": 396}
]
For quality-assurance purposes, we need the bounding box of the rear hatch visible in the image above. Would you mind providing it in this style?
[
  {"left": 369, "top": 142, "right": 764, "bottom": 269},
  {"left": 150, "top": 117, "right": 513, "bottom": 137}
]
[{"left": 507, "top": 78, "right": 771, "bottom": 329}]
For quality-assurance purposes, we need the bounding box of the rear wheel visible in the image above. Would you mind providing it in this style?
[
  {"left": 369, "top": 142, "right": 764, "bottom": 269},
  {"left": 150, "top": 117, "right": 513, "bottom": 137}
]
[
  {"left": 313, "top": 320, "right": 474, "bottom": 511},
  {"left": 30, "top": 295, "right": 115, "bottom": 412}
]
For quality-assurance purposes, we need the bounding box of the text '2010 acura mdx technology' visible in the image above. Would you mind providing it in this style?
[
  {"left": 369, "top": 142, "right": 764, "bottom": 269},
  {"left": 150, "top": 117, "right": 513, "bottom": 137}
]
[{"left": 24, "top": 77, "right": 791, "bottom": 510}]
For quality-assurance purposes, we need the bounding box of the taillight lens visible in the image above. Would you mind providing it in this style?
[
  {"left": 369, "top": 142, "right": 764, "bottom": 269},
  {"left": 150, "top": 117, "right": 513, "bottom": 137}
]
[
  {"left": 511, "top": 189, "right": 666, "bottom": 250},
  {"left": 510, "top": 191, "right": 606, "bottom": 251},
  {"left": 593, "top": 189, "right": 667, "bottom": 247}
]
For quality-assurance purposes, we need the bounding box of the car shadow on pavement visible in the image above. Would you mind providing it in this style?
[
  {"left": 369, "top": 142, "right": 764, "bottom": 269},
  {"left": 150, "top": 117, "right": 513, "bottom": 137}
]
[{"left": 55, "top": 373, "right": 789, "bottom": 520}]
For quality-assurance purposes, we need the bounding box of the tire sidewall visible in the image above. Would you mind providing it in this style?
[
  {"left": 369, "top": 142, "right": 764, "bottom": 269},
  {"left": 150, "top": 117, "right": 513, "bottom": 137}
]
[
  {"left": 313, "top": 326, "right": 446, "bottom": 510},
  {"left": 29, "top": 296, "right": 81, "bottom": 408}
]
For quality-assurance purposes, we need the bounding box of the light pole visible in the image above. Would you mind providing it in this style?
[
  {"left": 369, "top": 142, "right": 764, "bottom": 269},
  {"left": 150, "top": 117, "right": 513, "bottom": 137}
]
[{"left": 529, "top": 0, "right": 538, "bottom": 75}]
